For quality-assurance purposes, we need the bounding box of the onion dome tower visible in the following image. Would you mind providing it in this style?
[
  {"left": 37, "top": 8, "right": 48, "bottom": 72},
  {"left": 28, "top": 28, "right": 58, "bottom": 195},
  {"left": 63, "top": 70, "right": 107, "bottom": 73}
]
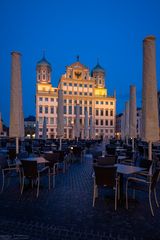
[
  {"left": 36, "top": 53, "right": 52, "bottom": 83},
  {"left": 92, "top": 60, "right": 105, "bottom": 88}
]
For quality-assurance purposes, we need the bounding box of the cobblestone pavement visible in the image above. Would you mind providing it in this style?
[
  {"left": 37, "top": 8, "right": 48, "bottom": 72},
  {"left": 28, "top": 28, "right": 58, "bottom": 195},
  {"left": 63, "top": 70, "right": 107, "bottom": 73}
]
[{"left": 0, "top": 154, "right": 160, "bottom": 240}]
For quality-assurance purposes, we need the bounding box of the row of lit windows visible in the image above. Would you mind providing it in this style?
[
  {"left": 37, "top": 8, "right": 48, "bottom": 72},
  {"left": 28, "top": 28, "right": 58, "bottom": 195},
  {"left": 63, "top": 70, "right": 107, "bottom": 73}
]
[
  {"left": 63, "top": 91, "right": 92, "bottom": 96},
  {"left": 95, "top": 119, "right": 113, "bottom": 126},
  {"left": 95, "top": 129, "right": 114, "bottom": 134},
  {"left": 39, "top": 105, "right": 92, "bottom": 115},
  {"left": 96, "top": 109, "right": 114, "bottom": 117},
  {"left": 64, "top": 99, "right": 92, "bottom": 105},
  {"left": 96, "top": 101, "right": 114, "bottom": 105},
  {"left": 63, "top": 82, "right": 93, "bottom": 88},
  {"left": 39, "top": 97, "right": 57, "bottom": 102}
]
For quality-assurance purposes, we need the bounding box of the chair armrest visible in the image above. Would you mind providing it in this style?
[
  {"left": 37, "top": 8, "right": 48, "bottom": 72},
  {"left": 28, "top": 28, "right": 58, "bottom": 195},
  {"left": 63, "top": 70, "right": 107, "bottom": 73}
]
[
  {"left": 127, "top": 176, "right": 149, "bottom": 184},
  {"left": 3, "top": 167, "right": 17, "bottom": 172},
  {"left": 39, "top": 166, "right": 49, "bottom": 173}
]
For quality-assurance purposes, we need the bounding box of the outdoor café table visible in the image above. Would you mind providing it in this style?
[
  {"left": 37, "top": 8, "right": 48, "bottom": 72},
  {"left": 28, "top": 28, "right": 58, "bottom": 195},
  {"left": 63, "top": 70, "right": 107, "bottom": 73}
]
[
  {"left": 115, "top": 163, "right": 146, "bottom": 203},
  {"left": 21, "top": 157, "right": 49, "bottom": 164}
]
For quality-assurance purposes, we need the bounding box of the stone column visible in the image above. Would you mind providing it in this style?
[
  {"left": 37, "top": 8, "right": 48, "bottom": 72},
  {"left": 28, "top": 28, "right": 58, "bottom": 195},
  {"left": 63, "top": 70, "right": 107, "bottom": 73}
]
[
  {"left": 129, "top": 85, "right": 137, "bottom": 151},
  {"left": 9, "top": 52, "right": 24, "bottom": 138},
  {"left": 142, "top": 36, "right": 159, "bottom": 159},
  {"left": 0, "top": 112, "right": 3, "bottom": 134},
  {"left": 125, "top": 101, "right": 129, "bottom": 144}
]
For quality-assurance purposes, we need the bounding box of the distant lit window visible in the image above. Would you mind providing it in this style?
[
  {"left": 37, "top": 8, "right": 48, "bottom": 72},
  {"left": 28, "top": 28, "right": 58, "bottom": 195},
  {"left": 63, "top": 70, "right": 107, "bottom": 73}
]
[
  {"left": 110, "top": 102, "right": 113, "bottom": 105},
  {"left": 45, "top": 106, "right": 48, "bottom": 114},
  {"left": 50, "top": 107, "right": 54, "bottom": 114},
  {"left": 96, "top": 109, "right": 99, "bottom": 116}
]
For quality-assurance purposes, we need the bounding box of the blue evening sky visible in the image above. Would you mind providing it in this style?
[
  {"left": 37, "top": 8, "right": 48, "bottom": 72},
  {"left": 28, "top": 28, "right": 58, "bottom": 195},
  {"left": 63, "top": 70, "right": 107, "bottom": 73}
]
[{"left": 0, "top": 0, "right": 160, "bottom": 125}]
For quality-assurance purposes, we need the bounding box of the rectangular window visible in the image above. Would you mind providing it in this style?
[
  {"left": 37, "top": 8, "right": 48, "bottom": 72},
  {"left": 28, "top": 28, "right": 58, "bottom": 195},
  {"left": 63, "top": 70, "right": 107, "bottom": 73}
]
[
  {"left": 39, "top": 106, "right": 43, "bottom": 113},
  {"left": 45, "top": 98, "right": 48, "bottom": 101},
  {"left": 106, "top": 101, "right": 108, "bottom": 105},
  {"left": 69, "top": 106, "right": 72, "bottom": 114},
  {"left": 45, "top": 106, "right": 48, "bottom": 114},
  {"left": 110, "top": 110, "right": 113, "bottom": 116},
  {"left": 84, "top": 101, "right": 87, "bottom": 104},
  {"left": 80, "top": 107, "right": 82, "bottom": 115},
  {"left": 64, "top": 106, "right": 67, "bottom": 114},
  {"left": 63, "top": 82, "right": 67, "bottom": 86},
  {"left": 101, "top": 101, "right": 103, "bottom": 104},
  {"left": 96, "top": 109, "right": 99, "bottom": 116},
  {"left": 101, "top": 120, "right": 103, "bottom": 125},
  {"left": 84, "top": 107, "right": 87, "bottom": 113},
  {"left": 74, "top": 106, "right": 76, "bottom": 114},
  {"left": 74, "top": 83, "right": 77, "bottom": 86},
  {"left": 39, "top": 97, "right": 43, "bottom": 101},
  {"left": 51, "top": 98, "right": 54, "bottom": 102},
  {"left": 39, "top": 117, "right": 43, "bottom": 124},
  {"left": 79, "top": 92, "right": 82, "bottom": 95},
  {"left": 64, "top": 91, "right": 67, "bottom": 95},
  {"left": 84, "top": 84, "right": 87, "bottom": 88},
  {"left": 89, "top": 107, "right": 92, "bottom": 115},
  {"left": 89, "top": 93, "right": 92, "bottom": 96},
  {"left": 89, "top": 84, "right": 92, "bottom": 88},
  {"left": 64, "top": 99, "right": 67, "bottom": 103},
  {"left": 110, "top": 120, "right": 113, "bottom": 126},
  {"left": 69, "top": 91, "right": 72, "bottom": 95},
  {"left": 50, "top": 107, "right": 54, "bottom": 114},
  {"left": 96, "top": 120, "right": 98, "bottom": 125},
  {"left": 50, "top": 118, "right": 54, "bottom": 124},
  {"left": 89, "top": 101, "right": 92, "bottom": 105},
  {"left": 69, "top": 100, "right": 72, "bottom": 104},
  {"left": 100, "top": 110, "right": 103, "bottom": 116},
  {"left": 110, "top": 102, "right": 113, "bottom": 105},
  {"left": 106, "top": 110, "right": 108, "bottom": 116},
  {"left": 106, "top": 120, "right": 108, "bottom": 126},
  {"left": 96, "top": 101, "right": 99, "bottom": 104},
  {"left": 79, "top": 100, "right": 82, "bottom": 104},
  {"left": 69, "top": 83, "right": 72, "bottom": 86},
  {"left": 74, "top": 92, "right": 77, "bottom": 95},
  {"left": 84, "top": 92, "right": 87, "bottom": 96},
  {"left": 79, "top": 84, "right": 82, "bottom": 87}
]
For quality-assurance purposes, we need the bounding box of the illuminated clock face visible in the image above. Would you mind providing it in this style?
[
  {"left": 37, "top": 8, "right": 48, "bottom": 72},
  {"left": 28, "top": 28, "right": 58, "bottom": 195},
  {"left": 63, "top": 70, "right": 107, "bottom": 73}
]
[{"left": 75, "top": 71, "right": 82, "bottom": 79}]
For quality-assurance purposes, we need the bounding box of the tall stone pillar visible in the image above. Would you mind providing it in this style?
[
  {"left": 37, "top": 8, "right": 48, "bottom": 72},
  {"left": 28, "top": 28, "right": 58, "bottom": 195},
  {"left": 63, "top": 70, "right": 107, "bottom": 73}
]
[
  {"left": 9, "top": 52, "right": 24, "bottom": 138},
  {"left": 125, "top": 101, "right": 129, "bottom": 144},
  {"left": 142, "top": 36, "right": 159, "bottom": 142},
  {"left": 129, "top": 85, "right": 137, "bottom": 139}
]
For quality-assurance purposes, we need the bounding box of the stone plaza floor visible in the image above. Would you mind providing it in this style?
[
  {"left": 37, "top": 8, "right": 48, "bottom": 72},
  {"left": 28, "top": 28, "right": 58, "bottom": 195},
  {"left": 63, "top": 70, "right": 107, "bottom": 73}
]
[{"left": 0, "top": 154, "right": 160, "bottom": 240}]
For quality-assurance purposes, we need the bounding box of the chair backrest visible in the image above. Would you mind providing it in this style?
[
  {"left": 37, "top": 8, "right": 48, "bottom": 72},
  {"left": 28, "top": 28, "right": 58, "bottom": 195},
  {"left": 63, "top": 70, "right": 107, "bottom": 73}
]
[
  {"left": 53, "top": 150, "right": 64, "bottom": 162},
  {"left": 0, "top": 156, "right": 9, "bottom": 169},
  {"left": 97, "top": 156, "right": 116, "bottom": 166},
  {"left": 8, "top": 148, "right": 17, "bottom": 160},
  {"left": 21, "top": 160, "right": 38, "bottom": 178},
  {"left": 139, "top": 159, "right": 152, "bottom": 171},
  {"left": 93, "top": 165, "right": 117, "bottom": 187},
  {"left": 44, "top": 152, "right": 59, "bottom": 167}
]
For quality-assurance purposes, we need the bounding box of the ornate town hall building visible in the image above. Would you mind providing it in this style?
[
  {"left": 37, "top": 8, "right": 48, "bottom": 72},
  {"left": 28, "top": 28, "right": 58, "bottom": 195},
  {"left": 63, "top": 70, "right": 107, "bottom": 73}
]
[{"left": 36, "top": 56, "right": 116, "bottom": 139}]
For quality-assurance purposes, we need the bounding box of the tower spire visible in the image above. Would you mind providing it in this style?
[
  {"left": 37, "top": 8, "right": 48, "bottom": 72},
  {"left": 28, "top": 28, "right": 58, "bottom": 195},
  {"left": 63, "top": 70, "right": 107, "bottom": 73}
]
[{"left": 76, "top": 55, "right": 80, "bottom": 62}]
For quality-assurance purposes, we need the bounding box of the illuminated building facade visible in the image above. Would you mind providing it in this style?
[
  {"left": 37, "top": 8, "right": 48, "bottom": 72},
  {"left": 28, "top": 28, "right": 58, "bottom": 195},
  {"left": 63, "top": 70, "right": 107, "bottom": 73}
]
[{"left": 36, "top": 56, "right": 116, "bottom": 139}]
